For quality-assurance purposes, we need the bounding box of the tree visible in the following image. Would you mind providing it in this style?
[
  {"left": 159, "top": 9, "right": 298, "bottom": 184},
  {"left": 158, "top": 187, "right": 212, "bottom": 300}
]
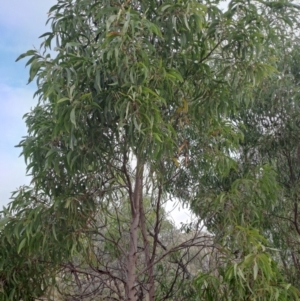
[
  {"left": 231, "top": 33, "right": 300, "bottom": 287},
  {"left": 40, "top": 198, "right": 215, "bottom": 301},
  {"left": 1, "top": 0, "right": 300, "bottom": 300}
]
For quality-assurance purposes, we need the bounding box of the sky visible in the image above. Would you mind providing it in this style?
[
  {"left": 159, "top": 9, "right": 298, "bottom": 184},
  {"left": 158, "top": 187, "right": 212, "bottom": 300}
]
[
  {"left": 0, "top": 0, "right": 56, "bottom": 208},
  {"left": 0, "top": 0, "right": 192, "bottom": 225}
]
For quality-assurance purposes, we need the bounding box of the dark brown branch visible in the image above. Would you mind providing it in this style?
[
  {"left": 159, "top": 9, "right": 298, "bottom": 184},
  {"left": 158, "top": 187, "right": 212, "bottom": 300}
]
[{"left": 199, "top": 39, "right": 223, "bottom": 64}]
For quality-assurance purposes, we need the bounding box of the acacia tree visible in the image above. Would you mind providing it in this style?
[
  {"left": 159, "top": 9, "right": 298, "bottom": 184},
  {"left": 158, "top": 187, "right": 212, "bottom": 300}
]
[{"left": 1, "top": 0, "right": 300, "bottom": 300}]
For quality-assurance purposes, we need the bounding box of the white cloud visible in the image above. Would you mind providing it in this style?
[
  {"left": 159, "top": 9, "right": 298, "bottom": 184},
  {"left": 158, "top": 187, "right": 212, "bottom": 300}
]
[
  {"left": 165, "top": 201, "right": 195, "bottom": 227},
  {"left": 0, "top": 153, "right": 30, "bottom": 207},
  {"left": 0, "top": 84, "right": 36, "bottom": 207},
  {"left": 0, "top": 84, "right": 36, "bottom": 141}
]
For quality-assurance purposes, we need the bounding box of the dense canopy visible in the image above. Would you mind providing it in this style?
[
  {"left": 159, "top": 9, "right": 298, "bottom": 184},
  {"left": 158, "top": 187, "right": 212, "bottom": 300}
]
[{"left": 1, "top": 0, "right": 300, "bottom": 300}]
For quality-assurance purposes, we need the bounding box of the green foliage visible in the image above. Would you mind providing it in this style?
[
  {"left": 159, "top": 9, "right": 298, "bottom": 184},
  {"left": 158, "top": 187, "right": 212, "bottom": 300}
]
[
  {"left": 231, "top": 34, "right": 300, "bottom": 288},
  {"left": 194, "top": 227, "right": 300, "bottom": 301},
  {"left": 2, "top": 0, "right": 300, "bottom": 300},
  {"left": 0, "top": 186, "right": 96, "bottom": 300}
]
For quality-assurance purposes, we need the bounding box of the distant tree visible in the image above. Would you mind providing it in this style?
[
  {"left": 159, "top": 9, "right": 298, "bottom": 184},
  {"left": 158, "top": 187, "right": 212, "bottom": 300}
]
[{"left": 1, "top": 0, "right": 300, "bottom": 300}]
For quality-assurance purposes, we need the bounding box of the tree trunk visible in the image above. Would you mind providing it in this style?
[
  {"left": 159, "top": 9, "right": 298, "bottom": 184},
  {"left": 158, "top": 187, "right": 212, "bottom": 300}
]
[
  {"left": 140, "top": 198, "right": 155, "bottom": 301},
  {"left": 126, "top": 158, "right": 144, "bottom": 301}
]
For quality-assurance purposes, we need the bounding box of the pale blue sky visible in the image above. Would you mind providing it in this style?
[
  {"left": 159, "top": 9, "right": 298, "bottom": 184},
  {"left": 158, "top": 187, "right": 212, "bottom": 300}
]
[{"left": 0, "top": 1, "right": 56, "bottom": 207}]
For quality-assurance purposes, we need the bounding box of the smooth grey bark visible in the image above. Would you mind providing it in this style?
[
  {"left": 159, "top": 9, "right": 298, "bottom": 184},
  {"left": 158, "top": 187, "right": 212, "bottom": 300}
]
[
  {"left": 126, "top": 158, "right": 144, "bottom": 301},
  {"left": 140, "top": 197, "right": 155, "bottom": 301}
]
